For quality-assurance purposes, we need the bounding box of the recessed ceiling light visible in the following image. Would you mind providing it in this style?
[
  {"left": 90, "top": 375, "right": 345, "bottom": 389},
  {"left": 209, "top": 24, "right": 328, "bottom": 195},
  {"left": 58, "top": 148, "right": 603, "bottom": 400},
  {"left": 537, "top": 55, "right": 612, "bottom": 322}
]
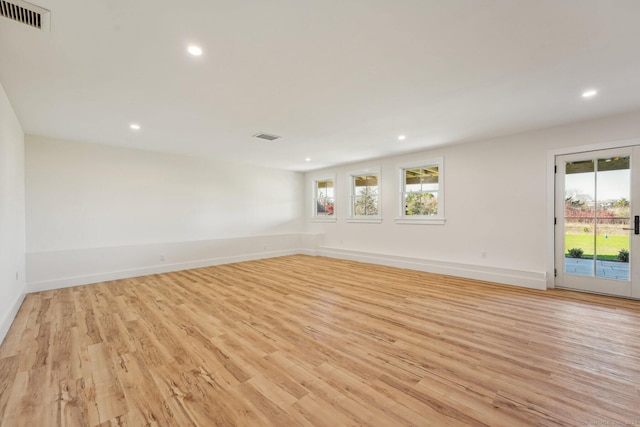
[
  {"left": 305, "top": 158, "right": 311, "bottom": 162},
  {"left": 130, "top": 123, "right": 141, "bottom": 130},
  {"left": 582, "top": 89, "right": 598, "bottom": 98},
  {"left": 398, "top": 135, "right": 406, "bottom": 141},
  {"left": 187, "top": 45, "right": 203, "bottom": 56}
]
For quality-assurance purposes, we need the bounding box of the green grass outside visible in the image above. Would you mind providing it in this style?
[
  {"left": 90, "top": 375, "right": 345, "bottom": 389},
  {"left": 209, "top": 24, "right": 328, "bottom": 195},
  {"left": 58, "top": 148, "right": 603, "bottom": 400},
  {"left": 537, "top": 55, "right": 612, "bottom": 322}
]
[{"left": 565, "top": 234, "right": 629, "bottom": 260}]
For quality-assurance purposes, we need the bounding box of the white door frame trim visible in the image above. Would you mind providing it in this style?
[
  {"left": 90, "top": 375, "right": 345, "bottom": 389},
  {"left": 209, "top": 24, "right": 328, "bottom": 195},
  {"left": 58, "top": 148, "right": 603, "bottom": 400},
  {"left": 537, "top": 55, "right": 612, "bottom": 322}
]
[{"left": 546, "top": 137, "right": 640, "bottom": 290}]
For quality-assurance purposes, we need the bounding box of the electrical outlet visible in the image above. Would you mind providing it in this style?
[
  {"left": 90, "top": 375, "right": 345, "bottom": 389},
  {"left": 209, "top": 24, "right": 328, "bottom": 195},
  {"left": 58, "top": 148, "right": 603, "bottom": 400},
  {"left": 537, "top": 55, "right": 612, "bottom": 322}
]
[
  {"left": 15, "top": 271, "right": 19, "bottom": 280},
  {"left": 263, "top": 245, "right": 268, "bottom": 250},
  {"left": 160, "top": 254, "right": 166, "bottom": 261}
]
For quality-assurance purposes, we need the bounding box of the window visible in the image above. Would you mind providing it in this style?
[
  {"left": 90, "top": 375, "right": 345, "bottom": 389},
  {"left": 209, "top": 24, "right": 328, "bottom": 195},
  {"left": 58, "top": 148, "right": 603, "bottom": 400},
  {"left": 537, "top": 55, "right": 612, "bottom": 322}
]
[
  {"left": 348, "top": 170, "right": 381, "bottom": 222},
  {"left": 313, "top": 178, "right": 335, "bottom": 219},
  {"left": 397, "top": 158, "right": 445, "bottom": 224}
]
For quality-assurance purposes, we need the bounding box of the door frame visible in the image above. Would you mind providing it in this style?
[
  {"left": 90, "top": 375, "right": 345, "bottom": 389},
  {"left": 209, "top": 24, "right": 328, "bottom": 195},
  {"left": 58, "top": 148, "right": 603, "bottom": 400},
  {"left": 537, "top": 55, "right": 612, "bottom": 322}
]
[{"left": 546, "top": 137, "right": 640, "bottom": 291}]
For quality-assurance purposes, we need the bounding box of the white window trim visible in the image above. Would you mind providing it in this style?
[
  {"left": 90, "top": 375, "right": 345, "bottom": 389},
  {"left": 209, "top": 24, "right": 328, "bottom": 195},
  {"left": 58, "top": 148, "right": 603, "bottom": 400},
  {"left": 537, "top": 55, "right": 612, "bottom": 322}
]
[
  {"left": 395, "top": 157, "right": 445, "bottom": 225},
  {"left": 311, "top": 175, "right": 337, "bottom": 222},
  {"left": 395, "top": 217, "right": 445, "bottom": 225},
  {"left": 347, "top": 167, "right": 382, "bottom": 222}
]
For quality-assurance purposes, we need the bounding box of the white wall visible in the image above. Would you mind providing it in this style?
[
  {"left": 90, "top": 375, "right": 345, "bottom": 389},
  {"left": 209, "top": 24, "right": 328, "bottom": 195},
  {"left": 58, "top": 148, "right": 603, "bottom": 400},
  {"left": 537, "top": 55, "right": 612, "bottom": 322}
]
[
  {"left": 0, "top": 83, "right": 26, "bottom": 344},
  {"left": 22, "top": 107, "right": 640, "bottom": 293},
  {"left": 26, "top": 136, "right": 308, "bottom": 290},
  {"left": 306, "top": 109, "right": 640, "bottom": 289}
]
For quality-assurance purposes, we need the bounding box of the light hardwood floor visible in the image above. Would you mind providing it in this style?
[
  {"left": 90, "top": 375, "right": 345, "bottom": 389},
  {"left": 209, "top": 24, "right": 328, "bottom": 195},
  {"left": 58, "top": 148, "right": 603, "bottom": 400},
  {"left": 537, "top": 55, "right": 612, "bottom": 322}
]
[{"left": 1, "top": 255, "right": 639, "bottom": 426}]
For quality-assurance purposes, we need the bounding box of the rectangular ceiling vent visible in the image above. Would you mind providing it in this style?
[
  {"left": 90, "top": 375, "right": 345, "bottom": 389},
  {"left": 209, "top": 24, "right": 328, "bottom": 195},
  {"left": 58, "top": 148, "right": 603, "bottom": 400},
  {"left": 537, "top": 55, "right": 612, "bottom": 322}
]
[
  {"left": 0, "top": 0, "right": 50, "bottom": 31},
  {"left": 253, "top": 132, "right": 282, "bottom": 141}
]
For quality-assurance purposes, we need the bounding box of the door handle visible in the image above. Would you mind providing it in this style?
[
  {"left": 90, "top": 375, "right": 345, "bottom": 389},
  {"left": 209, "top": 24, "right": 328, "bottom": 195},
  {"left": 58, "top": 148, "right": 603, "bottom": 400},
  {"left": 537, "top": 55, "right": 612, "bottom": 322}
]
[{"left": 623, "top": 215, "right": 640, "bottom": 234}]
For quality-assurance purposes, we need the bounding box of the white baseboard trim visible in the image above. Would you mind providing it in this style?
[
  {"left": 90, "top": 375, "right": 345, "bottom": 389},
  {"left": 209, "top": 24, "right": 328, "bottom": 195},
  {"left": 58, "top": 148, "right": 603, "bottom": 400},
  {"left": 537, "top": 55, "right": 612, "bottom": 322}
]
[
  {"left": 26, "top": 233, "right": 325, "bottom": 293},
  {"left": 296, "top": 248, "right": 318, "bottom": 256},
  {"left": 0, "top": 289, "right": 26, "bottom": 345},
  {"left": 27, "top": 249, "right": 301, "bottom": 293},
  {"left": 317, "top": 247, "right": 547, "bottom": 290},
  {"left": 25, "top": 232, "right": 545, "bottom": 293}
]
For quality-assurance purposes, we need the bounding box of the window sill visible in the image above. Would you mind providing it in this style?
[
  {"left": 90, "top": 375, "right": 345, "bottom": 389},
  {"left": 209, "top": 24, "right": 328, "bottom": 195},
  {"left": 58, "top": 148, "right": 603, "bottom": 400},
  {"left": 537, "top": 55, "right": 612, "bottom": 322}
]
[
  {"left": 346, "top": 217, "right": 383, "bottom": 224},
  {"left": 394, "top": 217, "right": 446, "bottom": 225},
  {"left": 310, "top": 217, "right": 337, "bottom": 223}
]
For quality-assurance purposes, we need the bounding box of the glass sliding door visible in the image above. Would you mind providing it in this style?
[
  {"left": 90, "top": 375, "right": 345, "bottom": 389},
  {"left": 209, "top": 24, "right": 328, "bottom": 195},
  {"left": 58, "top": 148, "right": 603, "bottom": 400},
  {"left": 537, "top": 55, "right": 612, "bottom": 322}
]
[{"left": 555, "top": 147, "right": 639, "bottom": 298}]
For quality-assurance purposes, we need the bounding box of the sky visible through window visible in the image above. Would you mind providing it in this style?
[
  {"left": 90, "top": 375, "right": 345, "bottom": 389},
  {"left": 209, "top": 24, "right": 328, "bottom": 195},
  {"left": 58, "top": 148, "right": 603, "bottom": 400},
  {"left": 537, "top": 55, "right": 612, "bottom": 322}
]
[{"left": 566, "top": 169, "right": 629, "bottom": 202}]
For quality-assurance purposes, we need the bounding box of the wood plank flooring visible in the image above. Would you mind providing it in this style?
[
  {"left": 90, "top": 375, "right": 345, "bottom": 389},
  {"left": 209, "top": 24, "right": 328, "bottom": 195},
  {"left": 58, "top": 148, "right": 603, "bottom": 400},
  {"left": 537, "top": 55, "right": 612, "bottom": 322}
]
[{"left": 1, "top": 255, "right": 640, "bottom": 426}]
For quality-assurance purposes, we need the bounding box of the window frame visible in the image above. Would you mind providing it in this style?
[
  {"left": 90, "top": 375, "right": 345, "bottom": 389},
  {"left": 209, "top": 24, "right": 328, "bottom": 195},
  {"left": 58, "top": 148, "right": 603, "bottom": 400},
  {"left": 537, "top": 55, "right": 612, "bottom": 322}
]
[
  {"left": 311, "top": 175, "right": 337, "bottom": 222},
  {"left": 347, "top": 167, "right": 382, "bottom": 223},
  {"left": 395, "top": 157, "right": 445, "bottom": 225}
]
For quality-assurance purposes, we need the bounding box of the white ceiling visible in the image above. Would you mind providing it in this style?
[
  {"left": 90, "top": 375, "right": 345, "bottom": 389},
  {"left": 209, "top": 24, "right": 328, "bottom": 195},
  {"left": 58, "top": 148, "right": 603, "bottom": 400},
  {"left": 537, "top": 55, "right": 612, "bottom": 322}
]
[{"left": 2, "top": 0, "right": 640, "bottom": 171}]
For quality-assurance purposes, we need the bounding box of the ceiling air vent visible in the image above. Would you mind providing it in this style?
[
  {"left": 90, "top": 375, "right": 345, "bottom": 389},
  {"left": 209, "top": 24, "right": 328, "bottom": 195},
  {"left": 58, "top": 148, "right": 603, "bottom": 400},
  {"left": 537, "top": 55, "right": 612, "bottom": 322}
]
[
  {"left": 253, "top": 132, "right": 282, "bottom": 141},
  {"left": 0, "top": 0, "right": 50, "bottom": 31}
]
